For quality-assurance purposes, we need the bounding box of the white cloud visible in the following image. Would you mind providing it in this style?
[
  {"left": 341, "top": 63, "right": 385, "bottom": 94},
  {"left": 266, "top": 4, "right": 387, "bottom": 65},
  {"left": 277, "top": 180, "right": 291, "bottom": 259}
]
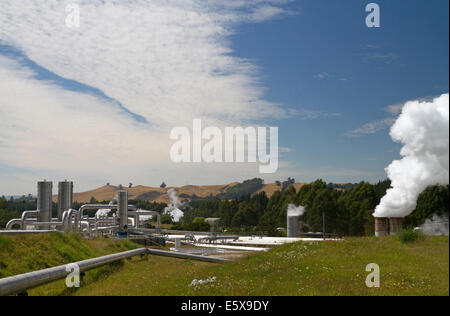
[
  {"left": 0, "top": 0, "right": 295, "bottom": 128},
  {"left": 0, "top": 1, "right": 303, "bottom": 194}
]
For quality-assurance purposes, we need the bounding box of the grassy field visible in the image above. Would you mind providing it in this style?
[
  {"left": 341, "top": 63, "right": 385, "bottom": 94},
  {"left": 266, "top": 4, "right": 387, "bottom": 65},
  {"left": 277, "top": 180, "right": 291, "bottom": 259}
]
[{"left": 1, "top": 234, "right": 448, "bottom": 296}]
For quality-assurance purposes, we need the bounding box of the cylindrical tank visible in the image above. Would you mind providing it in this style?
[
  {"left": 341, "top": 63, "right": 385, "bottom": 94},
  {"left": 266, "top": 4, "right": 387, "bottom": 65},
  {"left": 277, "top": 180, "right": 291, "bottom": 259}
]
[
  {"left": 118, "top": 190, "right": 128, "bottom": 232},
  {"left": 37, "top": 181, "right": 53, "bottom": 230},
  {"left": 57, "top": 181, "right": 73, "bottom": 221},
  {"left": 287, "top": 215, "right": 300, "bottom": 238},
  {"left": 374, "top": 217, "right": 389, "bottom": 237},
  {"left": 389, "top": 218, "right": 404, "bottom": 235}
]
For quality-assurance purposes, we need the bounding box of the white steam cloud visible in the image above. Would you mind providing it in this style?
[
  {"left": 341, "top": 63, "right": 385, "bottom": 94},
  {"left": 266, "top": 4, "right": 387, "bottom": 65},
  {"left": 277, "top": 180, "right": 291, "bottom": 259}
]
[
  {"left": 419, "top": 214, "right": 449, "bottom": 236},
  {"left": 374, "top": 94, "right": 449, "bottom": 218},
  {"left": 164, "top": 188, "right": 185, "bottom": 222},
  {"left": 287, "top": 204, "right": 306, "bottom": 217}
]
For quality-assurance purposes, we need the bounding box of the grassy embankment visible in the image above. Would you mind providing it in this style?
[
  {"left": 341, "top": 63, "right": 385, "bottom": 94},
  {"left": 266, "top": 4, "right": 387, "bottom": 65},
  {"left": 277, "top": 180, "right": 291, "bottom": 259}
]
[
  {"left": 1, "top": 233, "right": 448, "bottom": 296},
  {"left": 0, "top": 233, "right": 139, "bottom": 295}
]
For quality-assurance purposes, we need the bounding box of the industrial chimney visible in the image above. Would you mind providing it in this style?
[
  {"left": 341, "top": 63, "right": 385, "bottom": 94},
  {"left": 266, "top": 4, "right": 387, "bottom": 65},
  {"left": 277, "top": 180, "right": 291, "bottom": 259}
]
[
  {"left": 375, "top": 217, "right": 404, "bottom": 236},
  {"left": 389, "top": 218, "right": 404, "bottom": 235},
  {"left": 374, "top": 217, "right": 389, "bottom": 237},
  {"left": 118, "top": 190, "right": 128, "bottom": 234},
  {"left": 287, "top": 214, "right": 300, "bottom": 238}
]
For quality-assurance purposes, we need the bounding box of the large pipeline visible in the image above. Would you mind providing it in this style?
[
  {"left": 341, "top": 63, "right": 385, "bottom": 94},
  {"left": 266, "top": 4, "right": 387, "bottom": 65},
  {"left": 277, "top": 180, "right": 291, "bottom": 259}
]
[{"left": 0, "top": 248, "right": 229, "bottom": 296}]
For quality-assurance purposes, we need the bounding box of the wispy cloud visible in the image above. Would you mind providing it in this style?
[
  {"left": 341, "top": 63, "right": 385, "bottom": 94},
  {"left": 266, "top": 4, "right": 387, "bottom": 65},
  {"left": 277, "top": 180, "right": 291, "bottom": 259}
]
[
  {"left": 0, "top": 1, "right": 297, "bottom": 128},
  {"left": 314, "top": 72, "right": 330, "bottom": 80},
  {"left": 345, "top": 95, "right": 444, "bottom": 138},
  {"left": 346, "top": 117, "right": 396, "bottom": 138},
  {"left": 360, "top": 44, "right": 399, "bottom": 64}
]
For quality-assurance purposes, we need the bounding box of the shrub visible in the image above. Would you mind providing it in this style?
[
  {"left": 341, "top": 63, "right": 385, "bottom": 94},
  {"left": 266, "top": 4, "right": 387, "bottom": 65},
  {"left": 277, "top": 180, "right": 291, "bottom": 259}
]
[{"left": 398, "top": 228, "right": 424, "bottom": 244}]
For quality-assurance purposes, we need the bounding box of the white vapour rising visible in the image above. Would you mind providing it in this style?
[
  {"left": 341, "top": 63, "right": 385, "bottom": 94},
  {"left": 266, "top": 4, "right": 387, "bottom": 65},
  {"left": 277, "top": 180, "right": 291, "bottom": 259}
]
[
  {"left": 164, "top": 189, "right": 184, "bottom": 222},
  {"left": 419, "top": 214, "right": 449, "bottom": 236},
  {"left": 374, "top": 94, "right": 449, "bottom": 218},
  {"left": 287, "top": 204, "right": 306, "bottom": 217}
]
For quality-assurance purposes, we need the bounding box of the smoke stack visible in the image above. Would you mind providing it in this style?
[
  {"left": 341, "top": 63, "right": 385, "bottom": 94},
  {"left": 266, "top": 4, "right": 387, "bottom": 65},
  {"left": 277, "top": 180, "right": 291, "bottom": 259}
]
[
  {"left": 37, "top": 181, "right": 53, "bottom": 230},
  {"left": 374, "top": 217, "right": 389, "bottom": 237},
  {"left": 57, "top": 181, "right": 73, "bottom": 221},
  {"left": 389, "top": 218, "right": 403, "bottom": 235}
]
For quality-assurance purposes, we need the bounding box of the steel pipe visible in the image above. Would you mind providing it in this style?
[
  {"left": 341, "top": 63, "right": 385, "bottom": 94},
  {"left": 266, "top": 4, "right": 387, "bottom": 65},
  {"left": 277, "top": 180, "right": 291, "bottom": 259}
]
[
  {"left": 0, "top": 248, "right": 228, "bottom": 296},
  {"left": 0, "top": 248, "right": 148, "bottom": 296},
  {"left": 21, "top": 211, "right": 38, "bottom": 230},
  {"left": 128, "top": 210, "right": 161, "bottom": 232},
  {"left": 5, "top": 219, "right": 22, "bottom": 230}
]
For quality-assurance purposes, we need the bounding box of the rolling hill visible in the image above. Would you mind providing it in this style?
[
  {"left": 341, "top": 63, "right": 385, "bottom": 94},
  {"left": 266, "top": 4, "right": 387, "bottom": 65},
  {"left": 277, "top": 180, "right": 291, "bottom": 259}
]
[{"left": 53, "top": 182, "right": 306, "bottom": 204}]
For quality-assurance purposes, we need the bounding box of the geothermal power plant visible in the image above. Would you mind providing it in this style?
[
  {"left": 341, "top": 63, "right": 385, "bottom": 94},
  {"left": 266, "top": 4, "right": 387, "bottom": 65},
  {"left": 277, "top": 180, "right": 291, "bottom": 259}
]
[
  {"left": 0, "top": 179, "right": 411, "bottom": 296},
  {"left": 3, "top": 180, "right": 404, "bottom": 238}
]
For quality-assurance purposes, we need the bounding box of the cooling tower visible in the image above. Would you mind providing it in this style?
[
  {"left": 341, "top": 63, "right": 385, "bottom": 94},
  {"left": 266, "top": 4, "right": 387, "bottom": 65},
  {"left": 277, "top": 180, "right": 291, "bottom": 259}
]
[
  {"left": 37, "top": 181, "right": 53, "bottom": 230},
  {"left": 57, "top": 181, "right": 73, "bottom": 221},
  {"left": 389, "top": 218, "right": 404, "bottom": 235},
  {"left": 118, "top": 190, "right": 128, "bottom": 232},
  {"left": 374, "top": 217, "right": 389, "bottom": 237},
  {"left": 287, "top": 215, "right": 300, "bottom": 237}
]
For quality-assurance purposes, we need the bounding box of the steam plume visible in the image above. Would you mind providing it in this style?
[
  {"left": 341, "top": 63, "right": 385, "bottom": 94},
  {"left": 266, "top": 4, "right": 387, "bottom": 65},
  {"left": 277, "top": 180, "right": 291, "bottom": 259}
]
[
  {"left": 287, "top": 204, "right": 306, "bottom": 217},
  {"left": 164, "top": 188, "right": 184, "bottom": 222},
  {"left": 374, "top": 94, "right": 449, "bottom": 218},
  {"left": 419, "top": 214, "right": 449, "bottom": 236}
]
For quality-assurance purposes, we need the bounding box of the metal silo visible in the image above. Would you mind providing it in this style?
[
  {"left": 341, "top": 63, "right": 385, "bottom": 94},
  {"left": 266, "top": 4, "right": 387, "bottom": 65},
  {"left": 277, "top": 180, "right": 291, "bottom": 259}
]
[
  {"left": 118, "top": 190, "right": 128, "bottom": 233},
  {"left": 287, "top": 215, "right": 300, "bottom": 237},
  {"left": 37, "top": 181, "right": 53, "bottom": 230},
  {"left": 374, "top": 217, "right": 389, "bottom": 237},
  {"left": 57, "top": 181, "right": 73, "bottom": 221},
  {"left": 389, "top": 218, "right": 404, "bottom": 235}
]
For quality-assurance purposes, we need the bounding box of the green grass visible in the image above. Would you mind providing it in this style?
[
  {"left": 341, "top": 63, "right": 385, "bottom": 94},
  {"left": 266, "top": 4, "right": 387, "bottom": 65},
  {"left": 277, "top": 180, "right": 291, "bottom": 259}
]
[
  {"left": 0, "top": 233, "right": 139, "bottom": 295},
  {"left": 398, "top": 229, "right": 425, "bottom": 244},
  {"left": 73, "top": 236, "right": 449, "bottom": 296},
  {"left": 2, "top": 234, "right": 448, "bottom": 296}
]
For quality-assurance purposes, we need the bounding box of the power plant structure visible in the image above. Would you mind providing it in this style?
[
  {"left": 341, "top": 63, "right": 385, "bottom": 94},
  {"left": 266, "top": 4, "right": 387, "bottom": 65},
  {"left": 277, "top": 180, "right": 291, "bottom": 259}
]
[
  {"left": 4, "top": 180, "right": 161, "bottom": 238},
  {"left": 374, "top": 217, "right": 404, "bottom": 236}
]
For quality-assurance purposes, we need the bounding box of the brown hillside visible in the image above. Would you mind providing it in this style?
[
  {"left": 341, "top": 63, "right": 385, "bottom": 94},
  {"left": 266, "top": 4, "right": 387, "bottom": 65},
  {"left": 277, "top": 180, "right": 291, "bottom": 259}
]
[{"left": 53, "top": 182, "right": 306, "bottom": 204}]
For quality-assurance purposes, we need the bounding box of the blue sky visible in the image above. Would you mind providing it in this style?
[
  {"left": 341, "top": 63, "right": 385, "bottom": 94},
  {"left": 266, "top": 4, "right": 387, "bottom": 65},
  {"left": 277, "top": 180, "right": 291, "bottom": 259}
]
[
  {"left": 0, "top": 0, "right": 448, "bottom": 194},
  {"left": 231, "top": 0, "right": 449, "bottom": 182}
]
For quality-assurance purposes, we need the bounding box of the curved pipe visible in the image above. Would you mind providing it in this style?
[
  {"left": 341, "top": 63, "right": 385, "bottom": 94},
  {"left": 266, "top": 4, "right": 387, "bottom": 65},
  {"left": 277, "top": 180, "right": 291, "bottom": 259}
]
[
  {"left": 128, "top": 210, "right": 161, "bottom": 232},
  {"left": 78, "top": 204, "right": 136, "bottom": 225},
  {"left": 6, "top": 219, "right": 22, "bottom": 230},
  {"left": 21, "top": 211, "right": 38, "bottom": 230},
  {"left": 63, "top": 209, "right": 79, "bottom": 233}
]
